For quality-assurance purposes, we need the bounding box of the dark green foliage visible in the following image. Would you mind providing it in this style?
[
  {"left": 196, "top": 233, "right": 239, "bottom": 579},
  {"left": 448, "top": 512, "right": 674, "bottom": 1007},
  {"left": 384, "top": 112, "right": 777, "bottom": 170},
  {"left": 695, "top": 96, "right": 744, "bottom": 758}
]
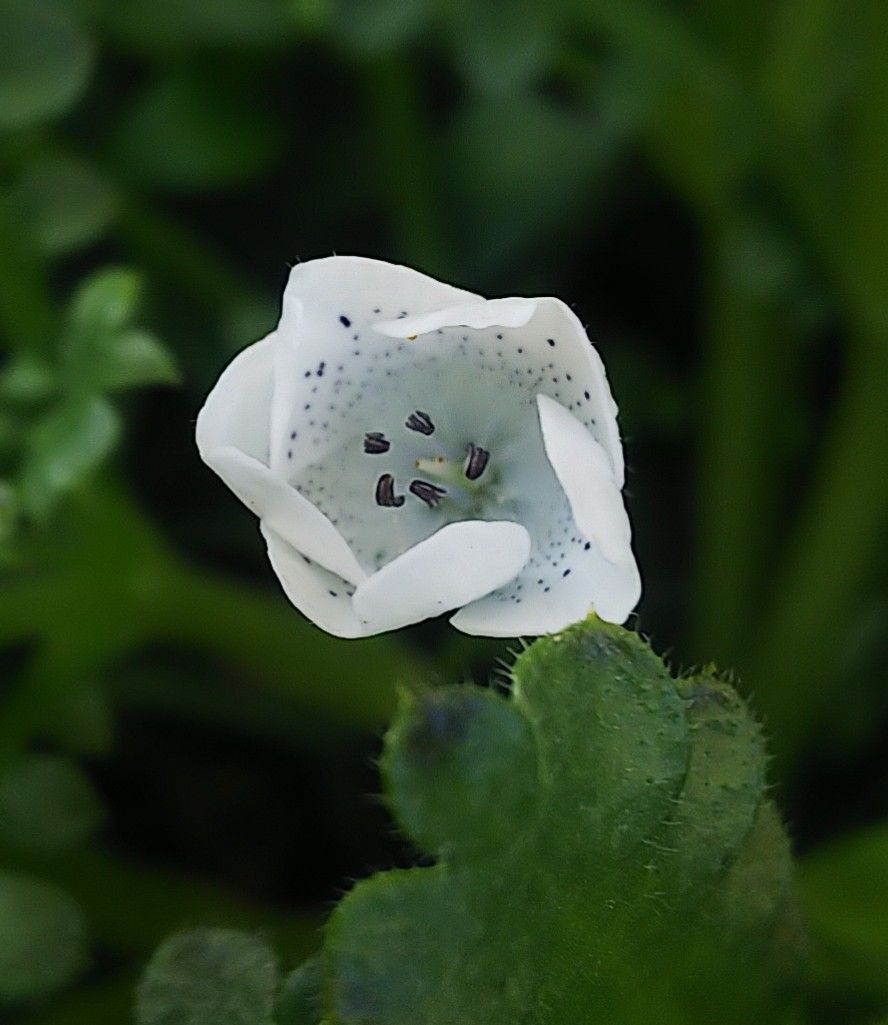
[
  {"left": 136, "top": 929, "right": 279, "bottom": 1025},
  {"left": 0, "top": 873, "right": 88, "bottom": 1002},
  {"left": 310, "top": 620, "right": 801, "bottom": 1024},
  {"left": 0, "top": 754, "right": 104, "bottom": 853},
  {"left": 277, "top": 958, "right": 324, "bottom": 1025},
  {"left": 798, "top": 823, "right": 888, "bottom": 1004},
  {"left": 1, "top": 0, "right": 886, "bottom": 1021}
]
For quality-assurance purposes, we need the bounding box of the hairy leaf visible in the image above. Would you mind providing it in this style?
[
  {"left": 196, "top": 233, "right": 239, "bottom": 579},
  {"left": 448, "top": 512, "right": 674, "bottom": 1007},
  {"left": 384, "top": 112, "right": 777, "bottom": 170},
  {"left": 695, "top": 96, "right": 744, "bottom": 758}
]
[{"left": 312, "top": 620, "right": 802, "bottom": 1024}]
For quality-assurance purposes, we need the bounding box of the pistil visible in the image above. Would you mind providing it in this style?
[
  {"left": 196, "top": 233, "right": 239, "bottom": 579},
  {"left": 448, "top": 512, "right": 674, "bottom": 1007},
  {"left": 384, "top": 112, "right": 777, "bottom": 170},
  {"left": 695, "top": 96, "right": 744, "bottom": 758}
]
[{"left": 414, "top": 456, "right": 472, "bottom": 491}]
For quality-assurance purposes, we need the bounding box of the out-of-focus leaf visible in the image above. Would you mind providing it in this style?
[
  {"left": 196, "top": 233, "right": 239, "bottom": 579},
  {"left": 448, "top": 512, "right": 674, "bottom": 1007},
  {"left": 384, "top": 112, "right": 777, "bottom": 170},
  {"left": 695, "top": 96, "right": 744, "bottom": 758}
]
[
  {"left": 0, "top": 356, "right": 57, "bottom": 405},
  {"left": 798, "top": 823, "right": 888, "bottom": 1001},
  {"left": 136, "top": 929, "right": 278, "bottom": 1025},
  {"left": 50, "top": 680, "right": 115, "bottom": 754},
  {"left": 290, "top": 0, "right": 329, "bottom": 35},
  {"left": 20, "top": 397, "right": 120, "bottom": 517},
  {"left": 16, "top": 153, "right": 120, "bottom": 256},
  {"left": 447, "top": 63, "right": 650, "bottom": 270},
  {"left": 101, "top": 0, "right": 293, "bottom": 50},
  {"left": 67, "top": 267, "right": 141, "bottom": 339},
  {"left": 60, "top": 268, "right": 177, "bottom": 392},
  {"left": 0, "top": 480, "right": 18, "bottom": 543},
  {"left": 329, "top": 0, "right": 429, "bottom": 55},
  {"left": 0, "top": 873, "right": 88, "bottom": 1003},
  {"left": 0, "top": 754, "right": 104, "bottom": 853},
  {"left": 0, "top": 0, "right": 95, "bottom": 129},
  {"left": 113, "top": 68, "right": 283, "bottom": 190},
  {"left": 444, "top": 0, "right": 558, "bottom": 95},
  {"left": 94, "top": 330, "right": 179, "bottom": 390}
]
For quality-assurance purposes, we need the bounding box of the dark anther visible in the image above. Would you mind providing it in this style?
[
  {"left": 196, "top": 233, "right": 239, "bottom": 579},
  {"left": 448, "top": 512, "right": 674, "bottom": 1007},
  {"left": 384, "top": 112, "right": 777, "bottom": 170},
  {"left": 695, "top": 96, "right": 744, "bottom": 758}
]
[
  {"left": 405, "top": 410, "right": 435, "bottom": 435},
  {"left": 409, "top": 479, "right": 446, "bottom": 508},
  {"left": 339, "top": 315, "right": 351, "bottom": 327},
  {"left": 363, "top": 432, "right": 390, "bottom": 454},
  {"left": 375, "top": 474, "right": 404, "bottom": 507},
  {"left": 464, "top": 443, "right": 490, "bottom": 481}
]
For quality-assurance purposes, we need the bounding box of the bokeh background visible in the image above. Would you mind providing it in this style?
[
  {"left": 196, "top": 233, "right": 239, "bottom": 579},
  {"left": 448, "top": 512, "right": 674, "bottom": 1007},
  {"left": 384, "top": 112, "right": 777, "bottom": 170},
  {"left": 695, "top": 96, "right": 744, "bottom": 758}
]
[{"left": 1, "top": 0, "right": 886, "bottom": 1021}]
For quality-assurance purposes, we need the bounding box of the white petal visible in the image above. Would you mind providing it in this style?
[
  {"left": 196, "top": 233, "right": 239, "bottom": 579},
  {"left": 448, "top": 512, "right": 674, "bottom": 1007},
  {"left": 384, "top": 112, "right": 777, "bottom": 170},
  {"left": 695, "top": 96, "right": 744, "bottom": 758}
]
[
  {"left": 373, "top": 297, "right": 537, "bottom": 339},
  {"left": 196, "top": 332, "right": 276, "bottom": 463},
  {"left": 263, "top": 526, "right": 374, "bottom": 638},
  {"left": 450, "top": 549, "right": 641, "bottom": 636},
  {"left": 196, "top": 331, "right": 364, "bottom": 584},
  {"left": 281, "top": 255, "right": 479, "bottom": 321},
  {"left": 352, "top": 520, "right": 531, "bottom": 634},
  {"left": 536, "top": 394, "right": 633, "bottom": 565},
  {"left": 203, "top": 447, "right": 365, "bottom": 584}
]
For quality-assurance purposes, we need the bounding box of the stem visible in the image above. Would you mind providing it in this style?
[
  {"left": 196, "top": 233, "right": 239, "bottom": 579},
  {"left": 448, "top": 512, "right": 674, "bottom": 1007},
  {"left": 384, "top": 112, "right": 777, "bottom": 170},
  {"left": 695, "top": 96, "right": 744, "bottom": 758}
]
[
  {"left": 151, "top": 564, "right": 403, "bottom": 730},
  {"left": 0, "top": 842, "right": 320, "bottom": 959},
  {"left": 12, "top": 971, "right": 136, "bottom": 1025},
  {"left": 692, "top": 217, "right": 788, "bottom": 667},
  {"left": 362, "top": 55, "right": 450, "bottom": 274},
  {"left": 0, "top": 194, "right": 56, "bottom": 355},
  {"left": 117, "top": 197, "right": 261, "bottom": 315},
  {"left": 749, "top": 338, "right": 888, "bottom": 771}
]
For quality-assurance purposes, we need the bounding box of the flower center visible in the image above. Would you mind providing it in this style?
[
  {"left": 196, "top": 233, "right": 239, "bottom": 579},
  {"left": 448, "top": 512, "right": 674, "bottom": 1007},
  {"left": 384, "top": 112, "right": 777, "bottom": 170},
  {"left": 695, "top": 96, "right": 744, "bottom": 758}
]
[{"left": 367, "top": 410, "right": 493, "bottom": 514}]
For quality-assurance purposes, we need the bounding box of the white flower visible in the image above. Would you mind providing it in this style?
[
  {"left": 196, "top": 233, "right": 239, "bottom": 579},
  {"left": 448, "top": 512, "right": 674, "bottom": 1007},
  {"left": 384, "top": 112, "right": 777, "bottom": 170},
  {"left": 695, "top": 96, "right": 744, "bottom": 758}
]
[{"left": 196, "top": 256, "right": 640, "bottom": 638}]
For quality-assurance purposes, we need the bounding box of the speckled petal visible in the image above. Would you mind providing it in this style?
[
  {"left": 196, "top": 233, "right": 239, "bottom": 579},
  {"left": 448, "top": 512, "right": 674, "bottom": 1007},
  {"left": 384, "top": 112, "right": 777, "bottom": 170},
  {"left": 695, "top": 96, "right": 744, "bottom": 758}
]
[
  {"left": 263, "top": 526, "right": 373, "bottom": 638},
  {"left": 536, "top": 394, "right": 633, "bottom": 565},
  {"left": 450, "top": 544, "right": 641, "bottom": 636},
  {"left": 352, "top": 520, "right": 531, "bottom": 634},
  {"left": 365, "top": 289, "right": 624, "bottom": 486},
  {"left": 269, "top": 256, "right": 478, "bottom": 472}
]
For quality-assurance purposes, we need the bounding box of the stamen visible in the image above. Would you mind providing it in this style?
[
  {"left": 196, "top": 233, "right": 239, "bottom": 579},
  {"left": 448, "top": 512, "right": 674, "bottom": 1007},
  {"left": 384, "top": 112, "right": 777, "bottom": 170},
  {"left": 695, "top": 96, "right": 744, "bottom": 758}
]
[
  {"left": 409, "top": 479, "right": 446, "bottom": 508},
  {"left": 405, "top": 410, "right": 434, "bottom": 435},
  {"left": 363, "top": 432, "right": 390, "bottom": 455},
  {"left": 464, "top": 443, "right": 490, "bottom": 481},
  {"left": 375, "top": 474, "right": 404, "bottom": 507}
]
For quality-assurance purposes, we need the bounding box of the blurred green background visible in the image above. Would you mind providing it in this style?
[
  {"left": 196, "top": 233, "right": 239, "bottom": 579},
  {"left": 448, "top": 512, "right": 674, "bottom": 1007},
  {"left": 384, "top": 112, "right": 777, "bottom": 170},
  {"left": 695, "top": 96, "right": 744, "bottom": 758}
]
[{"left": 0, "top": 0, "right": 886, "bottom": 1021}]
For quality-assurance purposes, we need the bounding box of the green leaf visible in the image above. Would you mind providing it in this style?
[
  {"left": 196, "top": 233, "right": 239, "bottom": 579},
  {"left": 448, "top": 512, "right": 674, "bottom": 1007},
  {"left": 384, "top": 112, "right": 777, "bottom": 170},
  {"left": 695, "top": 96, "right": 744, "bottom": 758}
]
[
  {"left": 113, "top": 68, "right": 283, "bottom": 190},
  {"left": 445, "top": 0, "right": 559, "bottom": 95},
  {"left": 0, "top": 873, "right": 88, "bottom": 1003},
  {"left": 20, "top": 396, "right": 120, "bottom": 518},
  {"left": 67, "top": 267, "right": 142, "bottom": 339},
  {"left": 95, "top": 330, "right": 180, "bottom": 390},
  {"left": 278, "top": 957, "right": 323, "bottom": 1025},
  {"left": 0, "top": 480, "right": 18, "bottom": 544},
  {"left": 0, "top": 0, "right": 95, "bottom": 129},
  {"left": 0, "top": 754, "right": 104, "bottom": 853},
  {"left": 136, "top": 929, "right": 278, "bottom": 1025},
  {"left": 16, "top": 153, "right": 120, "bottom": 256},
  {"left": 328, "top": 0, "right": 428, "bottom": 55},
  {"left": 446, "top": 63, "right": 650, "bottom": 271},
  {"left": 312, "top": 620, "right": 802, "bottom": 1024},
  {"left": 0, "top": 355, "right": 57, "bottom": 405},
  {"left": 798, "top": 822, "right": 888, "bottom": 1001},
  {"left": 60, "top": 268, "right": 178, "bottom": 392}
]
